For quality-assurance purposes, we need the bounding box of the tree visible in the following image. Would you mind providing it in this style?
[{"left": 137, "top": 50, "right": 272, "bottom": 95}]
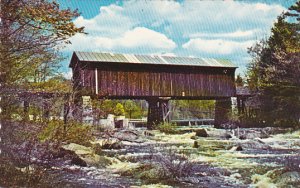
[
  {"left": 247, "top": 3, "right": 300, "bottom": 127},
  {"left": 171, "top": 100, "right": 215, "bottom": 120},
  {"left": 0, "top": 0, "right": 84, "bottom": 86},
  {"left": 235, "top": 74, "right": 244, "bottom": 87},
  {"left": 114, "top": 103, "right": 125, "bottom": 116},
  {"left": 124, "top": 100, "right": 136, "bottom": 119},
  {"left": 124, "top": 100, "right": 145, "bottom": 119},
  {"left": 0, "top": 0, "right": 84, "bottom": 119}
]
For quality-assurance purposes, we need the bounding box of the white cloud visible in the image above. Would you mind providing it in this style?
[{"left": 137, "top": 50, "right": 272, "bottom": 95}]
[
  {"left": 63, "top": 70, "right": 72, "bottom": 80},
  {"left": 74, "top": 4, "right": 137, "bottom": 37},
  {"left": 255, "top": 3, "right": 277, "bottom": 12},
  {"left": 119, "top": 27, "right": 176, "bottom": 50},
  {"left": 66, "top": 27, "right": 176, "bottom": 53},
  {"left": 189, "top": 29, "right": 259, "bottom": 39},
  {"left": 169, "top": 1, "right": 285, "bottom": 39},
  {"left": 68, "top": 1, "right": 286, "bottom": 52},
  {"left": 63, "top": 0, "right": 287, "bottom": 74},
  {"left": 183, "top": 38, "right": 255, "bottom": 55}
]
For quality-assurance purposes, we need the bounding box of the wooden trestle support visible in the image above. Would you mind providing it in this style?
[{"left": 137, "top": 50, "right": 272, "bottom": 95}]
[
  {"left": 214, "top": 97, "right": 231, "bottom": 128},
  {"left": 146, "top": 98, "right": 170, "bottom": 130}
]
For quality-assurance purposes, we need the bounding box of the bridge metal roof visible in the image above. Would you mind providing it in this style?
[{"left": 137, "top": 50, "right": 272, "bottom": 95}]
[{"left": 70, "top": 51, "right": 237, "bottom": 68}]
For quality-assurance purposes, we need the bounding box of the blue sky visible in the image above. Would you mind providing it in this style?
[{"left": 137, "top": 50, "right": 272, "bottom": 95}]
[{"left": 58, "top": 0, "right": 298, "bottom": 78}]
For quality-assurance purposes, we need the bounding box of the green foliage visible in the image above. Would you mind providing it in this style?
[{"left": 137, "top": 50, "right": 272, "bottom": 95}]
[
  {"left": 0, "top": 100, "right": 25, "bottom": 121},
  {"left": 124, "top": 100, "right": 145, "bottom": 119},
  {"left": 259, "top": 85, "right": 300, "bottom": 127},
  {"left": 1, "top": 1, "right": 84, "bottom": 119},
  {"left": 247, "top": 3, "right": 300, "bottom": 127},
  {"left": 31, "top": 75, "right": 72, "bottom": 92},
  {"left": 92, "top": 99, "right": 115, "bottom": 118},
  {"left": 0, "top": 163, "right": 74, "bottom": 188},
  {"left": 172, "top": 100, "right": 215, "bottom": 119},
  {"left": 1, "top": 0, "right": 84, "bottom": 86},
  {"left": 0, "top": 121, "right": 77, "bottom": 188},
  {"left": 155, "top": 122, "right": 178, "bottom": 134},
  {"left": 235, "top": 74, "right": 244, "bottom": 87},
  {"left": 122, "top": 150, "right": 193, "bottom": 184},
  {"left": 144, "top": 151, "right": 193, "bottom": 182},
  {"left": 114, "top": 103, "right": 125, "bottom": 116},
  {"left": 39, "top": 120, "right": 94, "bottom": 146},
  {"left": 138, "top": 164, "right": 162, "bottom": 181},
  {"left": 92, "top": 99, "right": 146, "bottom": 119}
]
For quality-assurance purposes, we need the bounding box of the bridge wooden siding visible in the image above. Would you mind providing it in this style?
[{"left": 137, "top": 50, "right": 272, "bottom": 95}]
[
  {"left": 70, "top": 51, "right": 237, "bottom": 128},
  {"left": 71, "top": 53, "right": 236, "bottom": 99}
]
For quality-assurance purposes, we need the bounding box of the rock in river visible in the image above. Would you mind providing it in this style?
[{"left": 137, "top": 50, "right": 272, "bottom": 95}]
[
  {"left": 62, "top": 143, "right": 112, "bottom": 167},
  {"left": 195, "top": 129, "right": 208, "bottom": 137}
]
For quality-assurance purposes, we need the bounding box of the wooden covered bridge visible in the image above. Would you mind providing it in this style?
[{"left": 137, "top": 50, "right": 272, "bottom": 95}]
[{"left": 69, "top": 51, "right": 237, "bottom": 129}]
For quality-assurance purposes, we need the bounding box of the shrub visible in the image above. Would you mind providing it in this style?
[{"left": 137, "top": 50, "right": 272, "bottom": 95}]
[
  {"left": 1, "top": 121, "right": 82, "bottom": 187},
  {"left": 155, "top": 122, "right": 178, "bottom": 134},
  {"left": 0, "top": 162, "right": 75, "bottom": 187},
  {"left": 154, "top": 151, "right": 193, "bottom": 179},
  {"left": 114, "top": 103, "right": 125, "bottom": 116},
  {"left": 117, "top": 144, "right": 194, "bottom": 184},
  {"left": 127, "top": 150, "right": 193, "bottom": 184},
  {"left": 39, "top": 120, "right": 94, "bottom": 146}
]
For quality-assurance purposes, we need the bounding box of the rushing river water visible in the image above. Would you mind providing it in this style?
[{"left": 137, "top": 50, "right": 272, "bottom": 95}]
[{"left": 49, "top": 127, "right": 300, "bottom": 187}]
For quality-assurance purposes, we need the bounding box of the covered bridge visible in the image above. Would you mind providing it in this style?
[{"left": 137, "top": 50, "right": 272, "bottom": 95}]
[{"left": 69, "top": 51, "right": 237, "bottom": 128}]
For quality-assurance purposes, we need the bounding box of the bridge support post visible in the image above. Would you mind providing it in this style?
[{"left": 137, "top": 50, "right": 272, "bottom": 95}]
[
  {"left": 146, "top": 98, "right": 169, "bottom": 130},
  {"left": 215, "top": 97, "right": 231, "bottom": 128}
]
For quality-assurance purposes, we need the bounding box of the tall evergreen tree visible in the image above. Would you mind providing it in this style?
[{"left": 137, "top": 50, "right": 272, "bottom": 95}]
[{"left": 247, "top": 3, "right": 300, "bottom": 127}]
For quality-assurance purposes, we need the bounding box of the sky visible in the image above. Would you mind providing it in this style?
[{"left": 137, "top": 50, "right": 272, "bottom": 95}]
[{"left": 58, "top": 0, "right": 298, "bottom": 79}]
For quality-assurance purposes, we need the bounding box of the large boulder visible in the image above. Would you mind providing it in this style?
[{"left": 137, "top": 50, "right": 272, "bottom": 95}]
[
  {"left": 229, "top": 145, "right": 243, "bottom": 151},
  {"left": 101, "top": 141, "right": 123, "bottom": 149},
  {"left": 113, "top": 130, "right": 140, "bottom": 142},
  {"left": 240, "top": 139, "right": 271, "bottom": 150},
  {"left": 62, "top": 143, "right": 112, "bottom": 167},
  {"left": 195, "top": 129, "right": 208, "bottom": 137},
  {"left": 239, "top": 129, "right": 269, "bottom": 140},
  {"left": 71, "top": 155, "right": 87, "bottom": 167}
]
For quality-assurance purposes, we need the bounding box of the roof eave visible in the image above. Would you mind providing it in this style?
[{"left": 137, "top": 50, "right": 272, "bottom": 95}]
[
  {"left": 69, "top": 52, "right": 78, "bottom": 68},
  {"left": 78, "top": 59, "right": 238, "bottom": 69}
]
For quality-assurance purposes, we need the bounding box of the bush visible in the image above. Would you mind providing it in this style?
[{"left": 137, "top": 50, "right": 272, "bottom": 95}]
[
  {"left": 155, "top": 122, "right": 178, "bottom": 134},
  {"left": 125, "top": 149, "right": 193, "bottom": 184},
  {"left": 1, "top": 121, "right": 83, "bottom": 187},
  {"left": 154, "top": 151, "right": 193, "bottom": 179},
  {"left": 0, "top": 162, "right": 75, "bottom": 187},
  {"left": 114, "top": 103, "right": 125, "bottom": 116},
  {"left": 39, "top": 120, "right": 94, "bottom": 146}
]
